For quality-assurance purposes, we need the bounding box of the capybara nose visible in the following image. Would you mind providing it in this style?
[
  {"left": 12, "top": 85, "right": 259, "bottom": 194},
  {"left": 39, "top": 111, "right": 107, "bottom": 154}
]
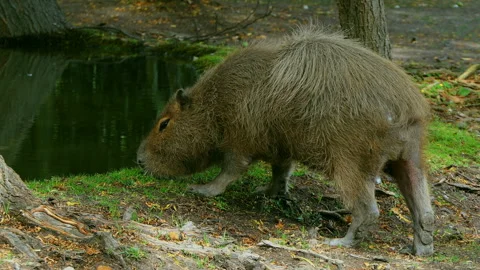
[{"left": 136, "top": 154, "right": 145, "bottom": 168}]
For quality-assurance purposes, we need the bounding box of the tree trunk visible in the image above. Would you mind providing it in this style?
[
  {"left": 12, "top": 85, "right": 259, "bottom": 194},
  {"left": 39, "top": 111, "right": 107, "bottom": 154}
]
[
  {"left": 336, "top": 0, "right": 392, "bottom": 59},
  {"left": 0, "top": 0, "right": 68, "bottom": 38},
  {"left": 0, "top": 155, "right": 39, "bottom": 212}
]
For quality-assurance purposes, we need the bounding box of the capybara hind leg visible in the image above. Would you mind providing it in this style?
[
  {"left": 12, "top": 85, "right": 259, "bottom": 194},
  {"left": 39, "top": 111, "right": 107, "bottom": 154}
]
[
  {"left": 257, "top": 160, "right": 294, "bottom": 197},
  {"left": 390, "top": 159, "right": 434, "bottom": 256},
  {"left": 325, "top": 175, "right": 379, "bottom": 247},
  {"left": 188, "top": 153, "right": 250, "bottom": 197}
]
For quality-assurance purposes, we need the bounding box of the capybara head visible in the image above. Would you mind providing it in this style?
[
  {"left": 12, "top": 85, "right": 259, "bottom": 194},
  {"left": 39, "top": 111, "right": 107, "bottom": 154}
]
[{"left": 137, "top": 89, "right": 217, "bottom": 177}]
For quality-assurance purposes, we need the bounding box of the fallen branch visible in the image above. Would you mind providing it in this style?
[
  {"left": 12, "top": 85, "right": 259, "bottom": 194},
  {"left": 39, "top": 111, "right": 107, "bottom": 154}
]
[
  {"left": 375, "top": 188, "right": 396, "bottom": 197},
  {"left": 140, "top": 233, "right": 273, "bottom": 269},
  {"left": 456, "top": 172, "right": 480, "bottom": 185},
  {"left": 348, "top": 253, "right": 389, "bottom": 262},
  {"left": 433, "top": 177, "right": 447, "bottom": 186},
  {"left": 447, "top": 182, "right": 480, "bottom": 193},
  {"left": 456, "top": 80, "right": 480, "bottom": 90},
  {"left": 318, "top": 209, "right": 350, "bottom": 223},
  {"left": 257, "top": 240, "right": 344, "bottom": 267},
  {"left": 458, "top": 64, "right": 480, "bottom": 80},
  {"left": 457, "top": 172, "right": 480, "bottom": 184},
  {"left": 186, "top": 0, "right": 272, "bottom": 42}
]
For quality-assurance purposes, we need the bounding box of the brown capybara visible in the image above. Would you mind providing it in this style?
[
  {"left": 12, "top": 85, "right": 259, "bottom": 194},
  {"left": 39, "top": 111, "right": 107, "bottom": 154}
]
[{"left": 137, "top": 25, "right": 434, "bottom": 256}]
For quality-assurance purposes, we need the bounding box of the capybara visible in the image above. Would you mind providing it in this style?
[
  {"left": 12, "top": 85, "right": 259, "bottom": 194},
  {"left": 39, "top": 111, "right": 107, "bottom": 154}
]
[{"left": 137, "top": 25, "right": 434, "bottom": 256}]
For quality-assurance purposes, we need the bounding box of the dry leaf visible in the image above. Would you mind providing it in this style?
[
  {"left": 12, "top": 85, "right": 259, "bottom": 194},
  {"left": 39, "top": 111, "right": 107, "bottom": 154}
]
[{"left": 391, "top": 207, "right": 411, "bottom": 224}]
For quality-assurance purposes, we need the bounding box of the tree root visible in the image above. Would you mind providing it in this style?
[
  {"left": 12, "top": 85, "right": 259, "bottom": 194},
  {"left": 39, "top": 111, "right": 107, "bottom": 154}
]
[
  {"left": 258, "top": 240, "right": 344, "bottom": 268},
  {"left": 0, "top": 228, "right": 43, "bottom": 263},
  {"left": 458, "top": 64, "right": 480, "bottom": 80},
  {"left": 318, "top": 209, "right": 350, "bottom": 223},
  {"left": 19, "top": 205, "right": 92, "bottom": 240}
]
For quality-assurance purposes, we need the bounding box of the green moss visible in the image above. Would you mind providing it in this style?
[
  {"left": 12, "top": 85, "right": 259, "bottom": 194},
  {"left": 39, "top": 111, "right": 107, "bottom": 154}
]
[
  {"left": 193, "top": 47, "right": 235, "bottom": 70},
  {"left": 426, "top": 119, "right": 479, "bottom": 171},
  {"left": 149, "top": 40, "right": 235, "bottom": 70}
]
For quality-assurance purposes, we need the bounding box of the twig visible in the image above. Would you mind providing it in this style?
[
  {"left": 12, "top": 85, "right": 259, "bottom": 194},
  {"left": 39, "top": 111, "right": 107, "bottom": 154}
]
[
  {"left": 318, "top": 209, "right": 350, "bottom": 223},
  {"left": 375, "top": 188, "right": 396, "bottom": 197},
  {"left": 258, "top": 240, "right": 344, "bottom": 267},
  {"left": 291, "top": 254, "right": 316, "bottom": 267},
  {"left": 447, "top": 182, "right": 480, "bottom": 193},
  {"left": 185, "top": 0, "right": 272, "bottom": 42},
  {"left": 456, "top": 80, "right": 480, "bottom": 90},
  {"left": 348, "top": 253, "right": 389, "bottom": 262},
  {"left": 421, "top": 81, "right": 440, "bottom": 92},
  {"left": 433, "top": 177, "right": 447, "bottom": 186},
  {"left": 456, "top": 172, "right": 479, "bottom": 185},
  {"left": 348, "top": 253, "right": 369, "bottom": 260}
]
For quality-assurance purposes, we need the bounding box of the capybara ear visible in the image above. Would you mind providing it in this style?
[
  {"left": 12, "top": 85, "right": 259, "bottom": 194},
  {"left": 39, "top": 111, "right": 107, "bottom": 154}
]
[{"left": 176, "top": 89, "right": 191, "bottom": 110}]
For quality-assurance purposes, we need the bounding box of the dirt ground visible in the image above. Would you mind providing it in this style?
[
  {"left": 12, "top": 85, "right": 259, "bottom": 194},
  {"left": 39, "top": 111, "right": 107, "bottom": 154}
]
[
  {"left": 58, "top": 0, "right": 480, "bottom": 69},
  {"left": 1, "top": 1, "right": 478, "bottom": 270}
]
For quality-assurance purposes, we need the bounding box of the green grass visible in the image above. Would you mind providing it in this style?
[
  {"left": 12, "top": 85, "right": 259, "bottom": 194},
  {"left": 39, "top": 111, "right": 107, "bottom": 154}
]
[
  {"left": 26, "top": 162, "right": 270, "bottom": 217},
  {"left": 426, "top": 118, "right": 479, "bottom": 171},
  {"left": 27, "top": 168, "right": 172, "bottom": 217},
  {"left": 26, "top": 118, "right": 478, "bottom": 219},
  {"left": 122, "top": 246, "right": 147, "bottom": 261}
]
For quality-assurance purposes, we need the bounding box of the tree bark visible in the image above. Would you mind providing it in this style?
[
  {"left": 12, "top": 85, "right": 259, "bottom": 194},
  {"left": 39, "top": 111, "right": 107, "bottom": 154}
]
[
  {"left": 0, "top": 0, "right": 68, "bottom": 38},
  {"left": 336, "top": 0, "right": 392, "bottom": 59},
  {"left": 0, "top": 155, "right": 39, "bottom": 212}
]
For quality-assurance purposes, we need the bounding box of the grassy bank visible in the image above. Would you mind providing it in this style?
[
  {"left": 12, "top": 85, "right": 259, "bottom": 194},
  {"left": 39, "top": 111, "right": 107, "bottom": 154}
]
[{"left": 27, "top": 118, "right": 479, "bottom": 217}]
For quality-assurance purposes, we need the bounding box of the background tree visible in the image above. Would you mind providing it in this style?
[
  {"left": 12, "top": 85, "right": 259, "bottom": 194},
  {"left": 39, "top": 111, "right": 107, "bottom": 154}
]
[
  {"left": 336, "top": 0, "right": 392, "bottom": 59},
  {"left": 0, "top": 0, "right": 68, "bottom": 38}
]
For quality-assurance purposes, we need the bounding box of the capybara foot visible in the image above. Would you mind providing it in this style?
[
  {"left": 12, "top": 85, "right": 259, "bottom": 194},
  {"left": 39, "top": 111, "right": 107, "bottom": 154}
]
[
  {"left": 414, "top": 243, "right": 433, "bottom": 256},
  {"left": 324, "top": 237, "right": 356, "bottom": 247},
  {"left": 187, "top": 183, "right": 225, "bottom": 197},
  {"left": 413, "top": 212, "right": 434, "bottom": 256},
  {"left": 254, "top": 185, "right": 289, "bottom": 198}
]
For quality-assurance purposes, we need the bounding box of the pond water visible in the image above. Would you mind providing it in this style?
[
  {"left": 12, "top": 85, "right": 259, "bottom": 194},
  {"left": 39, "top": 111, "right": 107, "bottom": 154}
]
[{"left": 0, "top": 50, "right": 197, "bottom": 180}]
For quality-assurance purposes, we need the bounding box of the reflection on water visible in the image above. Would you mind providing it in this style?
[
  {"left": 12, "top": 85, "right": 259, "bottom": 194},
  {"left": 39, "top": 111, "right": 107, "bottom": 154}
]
[{"left": 0, "top": 50, "right": 197, "bottom": 180}]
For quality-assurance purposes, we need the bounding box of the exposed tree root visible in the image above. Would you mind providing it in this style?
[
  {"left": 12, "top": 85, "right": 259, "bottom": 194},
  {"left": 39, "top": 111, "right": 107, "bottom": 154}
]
[
  {"left": 458, "top": 64, "right": 480, "bottom": 80},
  {"left": 258, "top": 240, "right": 344, "bottom": 268}
]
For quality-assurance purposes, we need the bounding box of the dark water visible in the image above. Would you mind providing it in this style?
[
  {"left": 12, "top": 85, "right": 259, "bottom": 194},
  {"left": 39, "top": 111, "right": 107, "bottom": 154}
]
[{"left": 0, "top": 50, "right": 197, "bottom": 180}]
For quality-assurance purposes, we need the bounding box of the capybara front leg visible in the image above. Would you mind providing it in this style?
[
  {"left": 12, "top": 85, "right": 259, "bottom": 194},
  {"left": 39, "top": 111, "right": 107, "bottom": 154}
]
[
  {"left": 325, "top": 179, "right": 379, "bottom": 247},
  {"left": 256, "top": 160, "right": 294, "bottom": 197},
  {"left": 390, "top": 159, "right": 434, "bottom": 256},
  {"left": 188, "top": 152, "right": 250, "bottom": 197}
]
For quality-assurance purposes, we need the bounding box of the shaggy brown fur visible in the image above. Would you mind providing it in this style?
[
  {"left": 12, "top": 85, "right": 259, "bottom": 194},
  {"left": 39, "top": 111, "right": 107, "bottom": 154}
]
[{"left": 137, "top": 25, "right": 434, "bottom": 256}]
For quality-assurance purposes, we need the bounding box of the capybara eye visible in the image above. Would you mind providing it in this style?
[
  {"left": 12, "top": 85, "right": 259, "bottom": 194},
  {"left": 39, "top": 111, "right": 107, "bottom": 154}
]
[{"left": 159, "top": 119, "right": 170, "bottom": 132}]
